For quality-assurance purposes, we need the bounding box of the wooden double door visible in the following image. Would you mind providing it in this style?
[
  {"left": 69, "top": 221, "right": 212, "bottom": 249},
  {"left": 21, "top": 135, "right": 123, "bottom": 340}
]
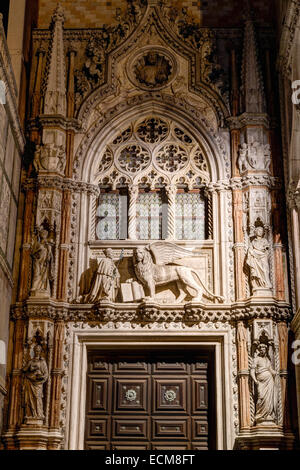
[{"left": 85, "top": 348, "right": 215, "bottom": 450}]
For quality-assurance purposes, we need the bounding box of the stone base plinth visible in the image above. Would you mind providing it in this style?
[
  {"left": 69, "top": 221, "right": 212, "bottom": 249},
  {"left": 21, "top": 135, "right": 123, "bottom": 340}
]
[
  {"left": 234, "top": 428, "right": 298, "bottom": 450},
  {"left": 251, "top": 288, "right": 273, "bottom": 298},
  {"left": 2, "top": 427, "right": 63, "bottom": 450}
]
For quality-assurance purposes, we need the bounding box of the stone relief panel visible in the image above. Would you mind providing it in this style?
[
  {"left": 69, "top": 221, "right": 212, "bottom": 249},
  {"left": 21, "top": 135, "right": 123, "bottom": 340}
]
[
  {"left": 76, "top": 243, "right": 218, "bottom": 306},
  {"left": 127, "top": 48, "right": 176, "bottom": 91},
  {"left": 238, "top": 142, "right": 271, "bottom": 174}
]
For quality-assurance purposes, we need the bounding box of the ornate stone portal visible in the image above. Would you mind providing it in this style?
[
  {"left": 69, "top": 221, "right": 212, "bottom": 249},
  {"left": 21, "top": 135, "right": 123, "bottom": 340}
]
[{"left": 1, "top": 0, "right": 297, "bottom": 451}]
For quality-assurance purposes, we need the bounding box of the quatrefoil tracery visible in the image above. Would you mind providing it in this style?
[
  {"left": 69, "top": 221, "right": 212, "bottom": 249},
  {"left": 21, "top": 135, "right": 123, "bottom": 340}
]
[{"left": 95, "top": 116, "right": 210, "bottom": 189}]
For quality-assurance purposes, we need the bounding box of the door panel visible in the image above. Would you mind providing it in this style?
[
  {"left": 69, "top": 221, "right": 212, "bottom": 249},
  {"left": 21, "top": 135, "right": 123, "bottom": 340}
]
[{"left": 85, "top": 349, "right": 215, "bottom": 449}]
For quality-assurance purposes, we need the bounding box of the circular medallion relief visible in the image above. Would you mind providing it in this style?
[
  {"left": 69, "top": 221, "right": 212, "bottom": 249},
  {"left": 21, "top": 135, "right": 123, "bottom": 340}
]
[
  {"left": 127, "top": 47, "right": 176, "bottom": 91},
  {"left": 164, "top": 389, "right": 177, "bottom": 403},
  {"left": 125, "top": 389, "right": 137, "bottom": 402}
]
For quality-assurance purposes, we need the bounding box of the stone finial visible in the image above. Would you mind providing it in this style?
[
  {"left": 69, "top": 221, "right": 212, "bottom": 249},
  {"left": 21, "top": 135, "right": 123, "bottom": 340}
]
[
  {"left": 51, "top": 3, "right": 65, "bottom": 24},
  {"left": 43, "top": 4, "right": 67, "bottom": 115},
  {"left": 241, "top": 8, "right": 266, "bottom": 114}
]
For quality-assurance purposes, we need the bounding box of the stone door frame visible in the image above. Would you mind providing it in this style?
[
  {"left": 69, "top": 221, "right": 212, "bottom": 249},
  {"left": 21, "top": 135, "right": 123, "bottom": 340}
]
[{"left": 65, "top": 326, "right": 234, "bottom": 450}]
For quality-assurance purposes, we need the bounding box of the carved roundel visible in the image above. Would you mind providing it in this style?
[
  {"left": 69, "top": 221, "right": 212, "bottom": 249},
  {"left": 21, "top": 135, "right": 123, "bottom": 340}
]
[
  {"left": 127, "top": 47, "right": 177, "bottom": 91},
  {"left": 117, "top": 144, "right": 151, "bottom": 174},
  {"left": 136, "top": 117, "right": 169, "bottom": 144},
  {"left": 155, "top": 143, "right": 188, "bottom": 173}
]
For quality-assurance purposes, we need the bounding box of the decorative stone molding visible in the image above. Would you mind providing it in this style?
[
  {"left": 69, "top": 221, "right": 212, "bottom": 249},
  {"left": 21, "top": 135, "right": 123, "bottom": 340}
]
[
  {"left": 10, "top": 299, "right": 292, "bottom": 324},
  {"left": 230, "top": 176, "right": 282, "bottom": 191},
  {"left": 22, "top": 177, "right": 99, "bottom": 196}
]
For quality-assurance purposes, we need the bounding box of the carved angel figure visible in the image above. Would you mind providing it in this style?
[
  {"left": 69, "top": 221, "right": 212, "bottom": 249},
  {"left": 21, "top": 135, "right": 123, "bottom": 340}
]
[
  {"left": 23, "top": 345, "right": 48, "bottom": 422},
  {"left": 132, "top": 242, "right": 224, "bottom": 303},
  {"left": 30, "top": 229, "right": 54, "bottom": 297},
  {"left": 250, "top": 343, "right": 278, "bottom": 425}
]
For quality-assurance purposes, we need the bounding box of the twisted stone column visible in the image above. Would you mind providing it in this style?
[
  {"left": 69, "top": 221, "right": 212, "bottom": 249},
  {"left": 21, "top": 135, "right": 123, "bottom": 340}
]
[
  {"left": 166, "top": 185, "right": 177, "bottom": 240},
  {"left": 128, "top": 185, "right": 139, "bottom": 240}
]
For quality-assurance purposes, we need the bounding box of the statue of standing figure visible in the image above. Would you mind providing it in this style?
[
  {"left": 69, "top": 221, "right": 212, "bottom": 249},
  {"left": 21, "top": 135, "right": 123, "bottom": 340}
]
[
  {"left": 245, "top": 226, "right": 272, "bottom": 296},
  {"left": 23, "top": 345, "right": 48, "bottom": 423},
  {"left": 85, "top": 248, "right": 120, "bottom": 302},
  {"left": 30, "top": 229, "right": 54, "bottom": 297},
  {"left": 250, "top": 343, "right": 278, "bottom": 425}
]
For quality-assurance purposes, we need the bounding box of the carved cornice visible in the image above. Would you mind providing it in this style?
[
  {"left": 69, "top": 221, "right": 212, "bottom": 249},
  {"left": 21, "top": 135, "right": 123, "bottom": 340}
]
[
  {"left": 28, "top": 115, "right": 82, "bottom": 132},
  {"left": 226, "top": 113, "right": 270, "bottom": 130},
  {"left": 11, "top": 299, "right": 292, "bottom": 324},
  {"left": 230, "top": 176, "right": 282, "bottom": 190},
  {"left": 22, "top": 177, "right": 99, "bottom": 196}
]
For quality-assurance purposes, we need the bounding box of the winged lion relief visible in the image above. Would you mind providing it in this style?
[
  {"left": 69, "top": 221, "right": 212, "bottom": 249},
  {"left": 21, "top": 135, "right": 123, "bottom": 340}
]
[{"left": 130, "top": 242, "right": 224, "bottom": 304}]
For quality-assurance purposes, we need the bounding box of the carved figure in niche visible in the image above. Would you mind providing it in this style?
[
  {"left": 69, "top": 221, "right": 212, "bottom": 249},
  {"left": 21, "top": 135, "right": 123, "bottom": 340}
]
[
  {"left": 30, "top": 229, "right": 54, "bottom": 298},
  {"left": 132, "top": 242, "right": 224, "bottom": 303},
  {"left": 245, "top": 226, "right": 272, "bottom": 295},
  {"left": 85, "top": 248, "right": 120, "bottom": 302},
  {"left": 134, "top": 52, "right": 171, "bottom": 88},
  {"left": 23, "top": 345, "right": 48, "bottom": 422},
  {"left": 238, "top": 142, "right": 271, "bottom": 173},
  {"left": 250, "top": 343, "right": 278, "bottom": 425}
]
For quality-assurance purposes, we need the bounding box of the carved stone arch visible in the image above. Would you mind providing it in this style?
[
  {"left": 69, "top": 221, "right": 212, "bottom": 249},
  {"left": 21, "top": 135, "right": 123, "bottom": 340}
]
[
  {"left": 76, "top": 2, "right": 229, "bottom": 127},
  {"left": 77, "top": 98, "right": 229, "bottom": 184}
]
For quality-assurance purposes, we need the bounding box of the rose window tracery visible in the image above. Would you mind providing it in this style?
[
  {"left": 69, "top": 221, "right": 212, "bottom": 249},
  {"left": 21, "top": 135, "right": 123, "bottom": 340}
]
[
  {"left": 155, "top": 144, "right": 188, "bottom": 173},
  {"left": 118, "top": 144, "right": 150, "bottom": 173},
  {"left": 137, "top": 117, "right": 168, "bottom": 144}
]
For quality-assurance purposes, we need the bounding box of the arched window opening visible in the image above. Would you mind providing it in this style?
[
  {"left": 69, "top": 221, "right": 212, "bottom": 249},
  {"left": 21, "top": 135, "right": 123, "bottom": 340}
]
[{"left": 93, "top": 116, "right": 211, "bottom": 242}]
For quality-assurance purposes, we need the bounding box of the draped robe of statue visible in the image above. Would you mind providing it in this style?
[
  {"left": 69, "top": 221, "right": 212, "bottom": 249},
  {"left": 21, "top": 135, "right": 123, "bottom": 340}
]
[
  {"left": 250, "top": 350, "right": 278, "bottom": 424},
  {"left": 86, "top": 253, "right": 120, "bottom": 302},
  {"left": 31, "top": 231, "right": 54, "bottom": 296},
  {"left": 23, "top": 354, "right": 48, "bottom": 420},
  {"left": 246, "top": 229, "right": 272, "bottom": 291}
]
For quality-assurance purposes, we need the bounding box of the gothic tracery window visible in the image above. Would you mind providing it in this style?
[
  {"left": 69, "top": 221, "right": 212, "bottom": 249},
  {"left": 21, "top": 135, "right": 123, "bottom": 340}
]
[{"left": 94, "top": 116, "right": 211, "bottom": 241}]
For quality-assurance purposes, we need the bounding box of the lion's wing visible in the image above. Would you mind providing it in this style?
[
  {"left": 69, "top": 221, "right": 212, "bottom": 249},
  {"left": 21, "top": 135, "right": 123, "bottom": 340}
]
[{"left": 149, "top": 241, "right": 193, "bottom": 265}]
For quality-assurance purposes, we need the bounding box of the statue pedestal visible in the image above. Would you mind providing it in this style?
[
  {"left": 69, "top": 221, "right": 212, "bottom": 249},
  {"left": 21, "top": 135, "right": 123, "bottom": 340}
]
[
  {"left": 2, "top": 426, "right": 63, "bottom": 450},
  {"left": 29, "top": 290, "right": 51, "bottom": 299},
  {"left": 252, "top": 288, "right": 273, "bottom": 298},
  {"left": 234, "top": 427, "right": 297, "bottom": 450},
  {"left": 24, "top": 417, "right": 44, "bottom": 426}
]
